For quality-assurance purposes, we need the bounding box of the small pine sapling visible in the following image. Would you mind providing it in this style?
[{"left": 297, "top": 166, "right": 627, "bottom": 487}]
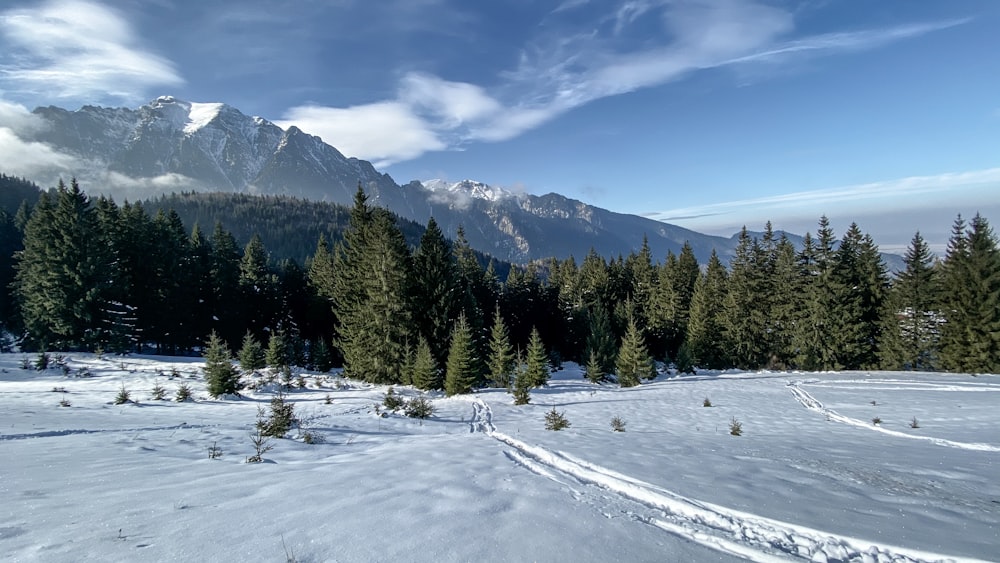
[
  {"left": 610, "top": 416, "right": 626, "bottom": 432},
  {"left": 544, "top": 407, "right": 571, "bottom": 431},
  {"left": 175, "top": 383, "right": 193, "bottom": 402},
  {"left": 382, "top": 387, "right": 405, "bottom": 410},
  {"left": 324, "top": 394, "right": 333, "bottom": 405},
  {"left": 35, "top": 351, "right": 51, "bottom": 371},
  {"left": 729, "top": 417, "right": 743, "bottom": 436},
  {"left": 703, "top": 397, "right": 712, "bottom": 407},
  {"left": 872, "top": 416, "right": 882, "bottom": 426},
  {"left": 404, "top": 396, "right": 435, "bottom": 419},
  {"left": 208, "top": 442, "right": 222, "bottom": 459},
  {"left": 114, "top": 383, "right": 132, "bottom": 405},
  {"left": 909, "top": 417, "right": 920, "bottom": 429},
  {"left": 151, "top": 383, "right": 166, "bottom": 401},
  {"left": 247, "top": 421, "right": 273, "bottom": 463},
  {"left": 58, "top": 398, "right": 71, "bottom": 407}
]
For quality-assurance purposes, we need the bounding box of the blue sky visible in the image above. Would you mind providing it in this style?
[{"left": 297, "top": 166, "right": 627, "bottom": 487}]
[{"left": 0, "top": 0, "right": 998, "bottom": 251}]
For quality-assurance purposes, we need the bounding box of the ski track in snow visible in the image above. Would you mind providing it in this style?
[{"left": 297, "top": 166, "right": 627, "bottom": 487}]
[
  {"left": 0, "top": 423, "right": 210, "bottom": 441},
  {"left": 468, "top": 397, "right": 989, "bottom": 563},
  {"left": 788, "top": 382, "right": 1000, "bottom": 453}
]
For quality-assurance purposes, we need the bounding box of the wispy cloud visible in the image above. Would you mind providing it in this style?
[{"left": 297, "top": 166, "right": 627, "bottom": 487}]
[
  {"left": 0, "top": 0, "right": 182, "bottom": 103},
  {"left": 648, "top": 168, "right": 1000, "bottom": 245},
  {"left": 279, "top": 0, "right": 964, "bottom": 167}
]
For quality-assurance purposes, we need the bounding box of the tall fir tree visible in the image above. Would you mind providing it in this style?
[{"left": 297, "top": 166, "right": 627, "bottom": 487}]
[
  {"left": 444, "top": 313, "right": 477, "bottom": 396},
  {"left": 332, "top": 187, "right": 413, "bottom": 383},
  {"left": 204, "top": 330, "right": 240, "bottom": 398},
  {"left": 411, "top": 335, "right": 440, "bottom": 391},
  {"left": 615, "top": 312, "right": 655, "bottom": 387},
  {"left": 720, "top": 227, "right": 768, "bottom": 369},
  {"left": 524, "top": 327, "right": 549, "bottom": 388},
  {"left": 412, "top": 217, "right": 461, "bottom": 367},
  {"left": 894, "top": 231, "right": 938, "bottom": 370},
  {"left": 583, "top": 303, "right": 618, "bottom": 376},
  {"left": 685, "top": 250, "right": 729, "bottom": 370},
  {"left": 486, "top": 305, "right": 516, "bottom": 388},
  {"left": 238, "top": 330, "right": 266, "bottom": 372}
]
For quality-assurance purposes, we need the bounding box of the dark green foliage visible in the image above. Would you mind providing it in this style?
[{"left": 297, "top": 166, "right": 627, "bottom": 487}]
[
  {"left": 332, "top": 188, "right": 413, "bottom": 384},
  {"left": 238, "top": 331, "right": 266, "bottom": 372},
  {"left": 203, "top": 331, "right": 241, "bottom": 398},
  {"left": 511, "top": 355, "right": 532, "bottom": 405},
  {"left": 114, "top": 383, "right": 132, "bottom": 405},
  {"left": 412, "top": 217, "right": 461, "bottom": 367},
  {"left": 938, "top": 214, "right": 1000, "bottom": 372},
  {"left": 382, "top": 387, "right": 405, "bottom": 410},
  {"left": 444, "top": 314, "right": 476, "bottom": 396},
  {"left": 151, "top": 383, "right": 166, "bottom": 401},
  {"left": 584, "top": 349, "right": 606, "bottom": 384},
  {"left": 404, "top": 396, "right": 435, "bottom": 419},
  {"left": 544, "top": 407, "right": 570, "bottom": 431},
  {"left": 175, "top": 383, "right": 193, "bottom": 402},
  {"left": 524, "top": 327, "right": 549, "bottom": 388},
  {"left": 265, "top": 329, "right": 291, "bottom": 369},
  {"left": 685, "top": 251, "right": 728, "bottom": 370},
  {"left": 486, "top": 305, "right": 515, "bottom": 388},
  {"left": 729, "top": 417, "right": 743, "bottom": 436},
  {"left": 615, "top": 313, "right": 654, "bottom": 387},
  {"left": 257, "top": 390, "right": 297, "bottom": 438},
  {"left": 894, "top": 231, "right": 938, "bottom": 370},
  {"left": 610, "top": 416, "right": 626, "bottom": 432},
  {"left": 310, "top": 338, "right": 334, "bottom": 373},
  {"left": 411, "top": 336, "right": 441, "bottom": 391},
  {"left": 583, "top": 304, "right": 617, "bottom": 377}
]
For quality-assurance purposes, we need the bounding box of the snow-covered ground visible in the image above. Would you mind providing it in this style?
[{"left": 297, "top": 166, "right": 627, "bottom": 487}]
[{"left": 1, "top": 354, "right": 997, "bottom": 562}]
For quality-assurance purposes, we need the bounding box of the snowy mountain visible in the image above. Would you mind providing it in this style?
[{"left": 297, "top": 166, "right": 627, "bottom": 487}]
[{"left": 24, "top": 97, "right": 762, "bottom": 264}]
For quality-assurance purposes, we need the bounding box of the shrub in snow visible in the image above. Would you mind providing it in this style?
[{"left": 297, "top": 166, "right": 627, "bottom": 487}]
[
  {"left": 19, "top": 356, "right": 30, "bottom": 370},
  {"left": 151, "top": 383, "right": 166, "bottom": 401},
  {"left": 382, "top": 387, "right": 405, "bottom": 411},
  {"left": 175, "top": 383, "right": 193, "bottom": 402},
  {"left": 545, "top": 408, "right": 571, "bottom": 431},
  {"left": 703, "top": 397, "right": 712, "bottom": 407},
  {"left": 246, "top": 422, "right": 273, "bottom": 464},
  {"left": 404, "top": 396, "right": 435, "bottom": 419},
  {"left": 610, "top": 416, "right": 626, "bottom": 432},
  {"left": 729, "top": 417, "right": 742, "bottom": 436},
  {"left": 324, "top": 394, "right": 333, "bottom": 405},
  {"left": 910, "top": 417, "right": 920, "bottom": 429},
  {"left": 114, "top": 383, "right": 132, "bottom": 405},
  {"left": 208, "top": 442, "right": 222, "bottom": 459},
  {"left": 58, "top": 398, "right": 71, "bottom": 407},
  {"left": 872, "top": 416, "right": 882, "bottom": 426},
  {"left": 257, "top": 391, "right": 297, "bottom": 438},
  {"left": 34, "top": 351, "right": 50, "bottom": 371}
]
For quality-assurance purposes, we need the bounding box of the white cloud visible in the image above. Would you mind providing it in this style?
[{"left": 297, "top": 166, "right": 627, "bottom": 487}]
[
  {"left": 276, "top": 101, "right": 445, "bottom": 168},
  {"left": 0, "top": 127, "right": 82, "bottom": 184},
  {"left": 0, "top": 0, "right": 182, "bottom": 103},
  {"left": 277, "top": 0, "right": 965, "bottom": 167}
]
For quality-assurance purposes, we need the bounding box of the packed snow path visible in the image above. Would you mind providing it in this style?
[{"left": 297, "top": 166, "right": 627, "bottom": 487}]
[
  {"left": 468, "top": 397, "right": 990, "bottom": 563},
  {"left": 787, "top": 381, "right": 1000, "bottom": 452}
]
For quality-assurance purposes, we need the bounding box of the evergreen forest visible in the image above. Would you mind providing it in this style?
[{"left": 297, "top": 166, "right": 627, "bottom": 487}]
[{"left": 2, "top": 175, "right": 998, "bottom": 391}]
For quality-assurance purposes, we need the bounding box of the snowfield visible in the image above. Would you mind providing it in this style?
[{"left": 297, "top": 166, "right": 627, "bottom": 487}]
[{"left": 1, "top": 355, "right": 997, "bottom": 562}]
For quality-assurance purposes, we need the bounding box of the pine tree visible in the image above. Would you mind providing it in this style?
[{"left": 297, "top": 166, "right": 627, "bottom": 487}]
[
  {"left": 240, "top": 233, "right": 278, "bottom": 338},
  {"left": 721, "top": 227, "right": 768, "bottom": 369},
  {"left": 14, "top": 179, "right": 108, "bottom": 350},
  {"left": 332, "top": 187, "right": 413, "bottom": 384},
  {"left": 412, "top": 217, "right": 461, "bottom": 367},
  {"left": 411, "top": 335, "right": 440, "bottom": 391},
  {"left": 238, "top": 330, "right": 266, "bottom": 372},
  {"left": 444, "top": 314, "right": 476, "bottom": 396},
  {"left": 486, "top": 305, "right": 516, "bottom": 388},
  {"left": 310, "top": 337, "right": 334, "bottom": 373},
  {"left": 685, "top": 251, "right": 728, "bottom": 369},
  {"left": 616, "top": 313, "right": 654, "bottom": 387},
  {"left": 524, "top": 327, "right": 549, "bottom": 388},
  {"left": 583, "top": 303, "right": 618, "bottom": 377},
  {"left": 829, "top": 224, "right": 890, "bottom": 370},
  {"left": 204, "top": 331, "right": 240, "bottom": 397},
  {"left": 266, "top": 329, "right": 290, "bottom": 369},
  {"left": 792, "top": 218, "right": 840, "bottom": 370},
  {"left": 209, "top": 221, "right": 243, "bottom": 346},
  {"left": 938, "top": 214, "right": 1000, "bottom": 372},
  {"left": 584, "top": 349, "right": 606, "bottom": 383},
  {"left": 511, "top": 351, "right": 531, "bottom": 405},
  {"left": 894, "top": 231, "right": 938, "bottom": 370}
]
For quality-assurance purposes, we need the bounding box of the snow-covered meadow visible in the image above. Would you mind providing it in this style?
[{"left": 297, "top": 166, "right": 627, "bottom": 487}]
[{"left": 1, "top": 354, "right": 997, "bottom": 562}]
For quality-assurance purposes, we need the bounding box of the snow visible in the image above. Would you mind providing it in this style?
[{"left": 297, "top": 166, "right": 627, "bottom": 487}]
[
  {"left": 421, "top": 179, "right": 512, "bottom": 203},
  {"left": 183, "top": 102, "right": 224, "bottom": 135},
  {"left": 1, "top": 356, "right": 997, "bottom": 562}
]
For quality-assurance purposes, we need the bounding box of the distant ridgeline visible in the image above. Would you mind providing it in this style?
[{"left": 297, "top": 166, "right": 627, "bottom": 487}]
[{"left": 0, "top": 173, "right": 997, "bottom": 378}]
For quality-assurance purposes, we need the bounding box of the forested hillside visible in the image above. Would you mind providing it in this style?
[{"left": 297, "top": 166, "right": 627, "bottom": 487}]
[{"left": 2, "top": 179, "right": 998, "bottom": 382}]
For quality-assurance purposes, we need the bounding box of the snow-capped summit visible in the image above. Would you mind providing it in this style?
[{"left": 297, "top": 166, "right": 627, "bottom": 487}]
[{"left": 421, "top": 179, "right": 513, "bottom": 202}]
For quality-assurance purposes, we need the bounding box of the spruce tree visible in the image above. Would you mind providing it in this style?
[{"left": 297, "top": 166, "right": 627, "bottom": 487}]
[
  {"left": 240, "top": 233, "right": 278, "bottom": 338},
  {"left": 266, "top": 329, "right": 290, "bottom": 369},
  {"left": 583, "top": 303, "right": 618, "bottom": 376},
  {"left": 486, "top": 305, "right": 516, "bottom": 388},
  {"left": 511, "top": 352, "right": 531, "bottom": 405},
  {"left": 584, "top": 349, "right": 606, "bottom": 383},
  {"left": 412, "top": 217, "right": 461, "bottom": 367},
  {"left": 411, "top": 336, "right": 440, "bottom": 391},
  {"left": 524, "top": 327, "right": 549, "bottom": 388},
  {"left": 238, "top": 330, "right": 266, "bottom": 371},
  {"left": 204, "top": 331, "right": 240, "bottom": 397},
  {"left": 616, "top": 313, "right": 654, "bottom": 387},
  {"left": 721, "top": 227, "right": 768, "bottom": 369},
  {"left": 444, "top": 314, "right": 476, "bottom": 396},
  {"left": 685, "top": 251, "right": 728, "bottom": 369},
  {"left": 310, "top": 337, "right": 334, "bottom": 373},
  {"left": 894, "top": 232, "right": 938, "bottom": 370}
]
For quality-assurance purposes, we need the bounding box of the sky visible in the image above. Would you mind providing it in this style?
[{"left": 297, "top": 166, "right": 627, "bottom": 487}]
[{"left": 0, "top": 0, "right": 998, "bottom": 252}]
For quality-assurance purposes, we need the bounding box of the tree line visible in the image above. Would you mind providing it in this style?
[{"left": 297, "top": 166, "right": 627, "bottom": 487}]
[{"left": 2, "top": 178, "right": 998, "bottom": 389}]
